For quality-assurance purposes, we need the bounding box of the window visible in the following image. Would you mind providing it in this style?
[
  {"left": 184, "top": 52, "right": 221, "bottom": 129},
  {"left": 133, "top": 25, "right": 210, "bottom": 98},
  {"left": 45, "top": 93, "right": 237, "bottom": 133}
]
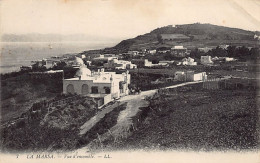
[
  {"left": 104, "top": 87, "right": 111, "bottom": 94},
  {"left": 91, "top": 86, "right": 98, "bottom": 94}
]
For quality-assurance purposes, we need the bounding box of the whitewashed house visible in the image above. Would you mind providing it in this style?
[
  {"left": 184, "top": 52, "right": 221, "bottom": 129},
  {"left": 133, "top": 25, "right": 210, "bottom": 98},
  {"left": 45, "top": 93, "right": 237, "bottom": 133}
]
[
  {"left": 182, "top": 57, "right": 197, "bottom": 65},
  {"left": 174, "top": 71, "right": 207, "bottom": 81},
  {"left": 201, "top": 56, "right": 213, "bottom": 65},
  {"left": 104, "top": 59, "right": 137, "bottom": 69},
  {"left": 63, "top": 66, "right": 130, "bottom": 106}
]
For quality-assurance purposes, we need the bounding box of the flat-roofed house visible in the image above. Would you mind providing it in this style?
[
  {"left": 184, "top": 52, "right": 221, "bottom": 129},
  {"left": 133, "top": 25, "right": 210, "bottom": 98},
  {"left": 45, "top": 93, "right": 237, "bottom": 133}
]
[
  {"left": 186, "top": 71, "right": 207, "bottom": 81},
  {"left": 131, "top": 59, "right": 153, "bottom": 67},
  {"left": 91, "top": 55, "right": 118, "bottom": 66},
  {"left": 104, "top": 59, "right": 137, "bottom": 69},
  {"left": 171, "top": 46, "right": 188, "bottom": 57},
  {"left": 174, "top": 71, "right": 207, "bottom": 81},
  {"left": 63, "top": 67, "right": 130, "bottom": 106},
  {"left": 201, "top": 56, "right": 213, "bottom": 65},
  {"left": 182, "top": 57, "right": 197, "bottom": 66}
]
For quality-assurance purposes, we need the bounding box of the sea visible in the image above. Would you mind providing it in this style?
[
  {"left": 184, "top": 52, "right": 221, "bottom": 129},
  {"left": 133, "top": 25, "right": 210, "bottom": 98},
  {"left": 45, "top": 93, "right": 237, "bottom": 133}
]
[{"left": 0, "top": 41, "right": 117, "bottom": 74}]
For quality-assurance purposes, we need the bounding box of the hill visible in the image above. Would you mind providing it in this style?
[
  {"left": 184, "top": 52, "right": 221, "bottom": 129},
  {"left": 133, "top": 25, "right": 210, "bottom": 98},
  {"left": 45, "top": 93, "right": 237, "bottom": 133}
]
[{"left": 87, "top": 23, "right": 259, "bottom": 54}]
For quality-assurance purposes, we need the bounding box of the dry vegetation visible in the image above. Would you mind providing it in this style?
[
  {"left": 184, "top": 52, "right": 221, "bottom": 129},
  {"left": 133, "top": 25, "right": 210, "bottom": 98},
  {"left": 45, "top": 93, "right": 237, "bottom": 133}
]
[{"left": 105, "top": 82, "right": 259, "bottom": 151}]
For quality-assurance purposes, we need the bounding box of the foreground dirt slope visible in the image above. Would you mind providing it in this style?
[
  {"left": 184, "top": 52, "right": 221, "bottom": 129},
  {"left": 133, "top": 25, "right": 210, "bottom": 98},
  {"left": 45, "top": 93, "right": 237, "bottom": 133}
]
[{"left": 105, "top": 84, "right": 259, "bottom": 151}]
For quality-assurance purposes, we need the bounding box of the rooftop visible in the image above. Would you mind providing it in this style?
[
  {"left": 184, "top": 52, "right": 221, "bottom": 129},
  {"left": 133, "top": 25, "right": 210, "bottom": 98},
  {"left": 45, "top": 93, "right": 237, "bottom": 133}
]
[{"left": 172, "top": 46, "right": 187, "bottom": 50}]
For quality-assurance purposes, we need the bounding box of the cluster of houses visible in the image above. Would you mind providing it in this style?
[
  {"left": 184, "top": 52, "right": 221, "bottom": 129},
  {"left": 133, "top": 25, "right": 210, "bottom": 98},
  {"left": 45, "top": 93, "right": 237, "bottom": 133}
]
[
  {"left": 20, "top": 42, "right": 240, "bottom": 107},
  {"left": 22, "top": 43, "right": 238, "bottom": 72},
  {"left": 61, "top": 56, "right": 211, "bottom": 107}
]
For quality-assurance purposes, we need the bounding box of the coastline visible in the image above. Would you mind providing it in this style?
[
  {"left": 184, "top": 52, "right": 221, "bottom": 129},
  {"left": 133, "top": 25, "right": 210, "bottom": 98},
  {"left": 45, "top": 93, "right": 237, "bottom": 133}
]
[{"left": 0, "top": 41, "right": 116, "bottom": 75}]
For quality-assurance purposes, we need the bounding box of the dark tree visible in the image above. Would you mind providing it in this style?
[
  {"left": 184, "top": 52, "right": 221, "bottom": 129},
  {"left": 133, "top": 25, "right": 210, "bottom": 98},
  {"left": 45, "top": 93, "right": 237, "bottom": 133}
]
[
  {"left": 226, "top": 46, "right": 237, "bottom": 57},
  {"left": 207, "top": 46, "right": 228, "bottom": 57}
]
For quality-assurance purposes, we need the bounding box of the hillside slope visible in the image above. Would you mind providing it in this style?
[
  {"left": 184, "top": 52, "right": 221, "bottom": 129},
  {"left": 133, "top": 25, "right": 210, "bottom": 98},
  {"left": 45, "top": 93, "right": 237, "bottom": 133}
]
[{"left": 99, "top": 23, "right": 259, "bottom": 54}]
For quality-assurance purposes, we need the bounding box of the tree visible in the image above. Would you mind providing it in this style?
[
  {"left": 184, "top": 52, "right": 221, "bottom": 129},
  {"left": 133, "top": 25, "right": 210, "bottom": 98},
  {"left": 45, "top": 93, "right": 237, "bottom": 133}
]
[
  {"left": 249, "top": 48, "right": 259, "bottom": 61},
  {"left": 207, "top": 46, "right": 227, "bottom": 57},
  {"left": 236, "top": 46, "right": 250, "bottom": 60},
  {"left": 189, "top": 35, "right": 194, "bottom": 41},
  {"left": 190, "top": 48, "right": 205, "bottom": 59},
  {"left": 226, "top": 45, "right": 236, "bottom": 57},
  {"left": 157, "top": 34, "right": 163, "bottom": 44}
]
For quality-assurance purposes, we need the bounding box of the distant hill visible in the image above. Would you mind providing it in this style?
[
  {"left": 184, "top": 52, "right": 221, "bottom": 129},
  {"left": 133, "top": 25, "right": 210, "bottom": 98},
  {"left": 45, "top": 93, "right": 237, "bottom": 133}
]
[{"left": 98, "top": 23, "right": 260, "bottom": 54}]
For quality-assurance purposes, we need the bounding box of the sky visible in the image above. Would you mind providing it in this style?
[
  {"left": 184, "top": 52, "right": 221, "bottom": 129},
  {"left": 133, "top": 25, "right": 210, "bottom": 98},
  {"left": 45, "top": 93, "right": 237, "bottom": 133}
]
[{"left": 1, "top": 0, "right": 260, "bottom": 40}]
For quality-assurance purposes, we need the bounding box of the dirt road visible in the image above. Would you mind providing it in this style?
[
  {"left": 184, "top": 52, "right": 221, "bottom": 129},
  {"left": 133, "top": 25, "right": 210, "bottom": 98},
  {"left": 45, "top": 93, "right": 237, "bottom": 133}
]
[
  {"left": 79, "top": 102, "right": 122, "bottom": 136},
  {"left": 107, "top": 81, "right": 205, "bottom": 139},
  {"left": 78, "top": 81, "right": 205, "bottom": 152}
]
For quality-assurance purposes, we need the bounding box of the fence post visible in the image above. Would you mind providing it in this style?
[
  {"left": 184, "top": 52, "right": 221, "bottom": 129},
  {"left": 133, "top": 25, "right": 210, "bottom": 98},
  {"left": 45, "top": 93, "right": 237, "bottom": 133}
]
[
  {"left": 214, "top": 78, "right": 216, "bottom": 89},
  {"left": 97, "top": 133, "right": 103, "bottom": 150},
  {"left": 216, "top": 78, "right": 218, "bottom": 89}
]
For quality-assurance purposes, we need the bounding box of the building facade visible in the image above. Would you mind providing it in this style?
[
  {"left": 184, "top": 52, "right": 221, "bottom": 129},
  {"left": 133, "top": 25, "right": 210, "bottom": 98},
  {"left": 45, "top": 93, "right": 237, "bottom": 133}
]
[
  {"left": 201, "top": 56, "right": 213, "bottom": 65},
  {"left": 171, "top": 46, "right": 188, "bottom": 57},
  {"left": 181, "top": 57, "right": 197, "bottom": 65},
  {"left": 131, "top": 59, "right": 153, "bottom": 67},
  {"left": 104, "top": 59, "right": 137, "bottom": 69},
  {"left": 174, "top": 71, "right": 207, "bottom": 81},
  {"left": 63, "top": 67, "right": 130, "bottom": 106}
]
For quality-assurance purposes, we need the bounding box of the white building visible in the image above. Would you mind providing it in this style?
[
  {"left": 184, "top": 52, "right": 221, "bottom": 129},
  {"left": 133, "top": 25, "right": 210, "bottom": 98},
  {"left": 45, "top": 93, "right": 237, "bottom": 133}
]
[
  {"left": 131, "top": 59, "right": 153, "bottom": 67},
  {"left": 171, "top": 46, "right": 188, "bottom": 57},
  {"left": 91, "top": 55, "right": 118, "bottom": 66},
  {"left": 198, "top": 47, "right": 213, "bottom": 53},
  {"left": 66, "top": 57, "right": 85, "bottom": 68},
  {"left": 182, "top": 57, "right": 197, "bottom": 66},
  {"left": 63, "top": 67, "right": 130, "bottom": 106},
  {"left": 174, "top": 71, "right": 207, "bottom": 81},
  {"left": 79, "top": 54, "right": 86, "bottom": 59},
  {"left": 127, "top": 51, "right": 139, "bottom": 56},
  {"left": 174, "top": 71, "right": 186, "bottom": 81},
  {"left": 224, "top": 57, "right": 235, "bottom": 62},
  {"left": 159, "top": 60, "right": 174, "bottom": 64},
  {"left": 104, "top": 59, "right": 137, "bottom": 69},
  {"left": 219, "top": 44, "right": 230, "bottom": 49},
  {"left": 201, "top": 56, "right": 213, "bottom": 65},
  {"left": 186, "top": 71, "right": 207, "bottom": 81},
  {"left": 212, "top": 56, "right": 220, "bottom": 61},
  {"left": 148, "top": 49, "right": 157, "bottom": 54}
]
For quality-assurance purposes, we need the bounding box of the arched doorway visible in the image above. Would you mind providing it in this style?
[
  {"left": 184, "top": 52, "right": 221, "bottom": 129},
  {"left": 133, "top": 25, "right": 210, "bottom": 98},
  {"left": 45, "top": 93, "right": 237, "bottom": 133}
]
[
  {"left": 67, "top": 84, "right": 75, "bottom": 94},
  {"left": 82, "top": 84, "right": 89, "bottom": 95}
]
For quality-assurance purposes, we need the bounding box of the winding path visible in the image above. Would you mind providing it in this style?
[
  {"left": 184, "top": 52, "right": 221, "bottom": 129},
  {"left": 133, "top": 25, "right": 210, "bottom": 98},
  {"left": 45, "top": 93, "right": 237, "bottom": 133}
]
[{"left": 79, "top": 80, "right": 205, "bottom": 147}]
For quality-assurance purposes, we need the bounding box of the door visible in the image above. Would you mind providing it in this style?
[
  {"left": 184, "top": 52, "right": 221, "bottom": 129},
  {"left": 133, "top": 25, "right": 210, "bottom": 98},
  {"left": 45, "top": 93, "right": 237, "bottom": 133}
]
[
  {"left": 82, "top": 84, "right": 89, "bottom": 95},
  {"left": 67, "top": 84, "right": 75, "bottom": 94}
]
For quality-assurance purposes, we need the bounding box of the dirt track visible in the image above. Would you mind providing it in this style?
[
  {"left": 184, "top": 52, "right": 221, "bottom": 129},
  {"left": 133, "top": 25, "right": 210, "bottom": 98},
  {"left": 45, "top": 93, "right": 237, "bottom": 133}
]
[{"left": 78, "top": 81, "right": 205, "bottom": 151}]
